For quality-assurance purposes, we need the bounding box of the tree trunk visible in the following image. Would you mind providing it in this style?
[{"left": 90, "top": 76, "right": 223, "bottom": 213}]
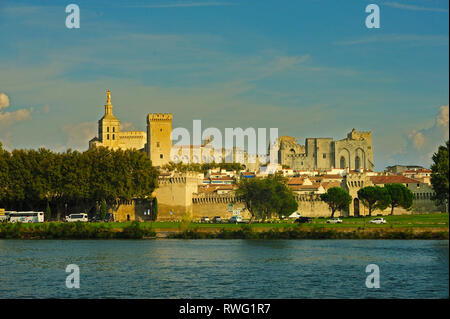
[
  {"left": 331, "top": 209, "right": 335, "bottom": 218},
  {"left": 390, "top": 205, "right": 395, "bottom": 216}
]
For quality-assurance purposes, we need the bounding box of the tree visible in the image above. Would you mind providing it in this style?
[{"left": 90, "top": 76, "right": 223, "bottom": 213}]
[
  {"left": 99, "top": 199, "right": 107, "bottom": 220},
  {"left": 45, "top": 201, "right": 52, "bottom": 221},
  {"left": 384, "top": 183, "right": 414, "bottom": 215},
  {"left": 357, "top": 186, "right": 390, "bottom": 216},
  {"left": 431, "top": 140, "right": 449, "bottom": 212},
  {"left": 320, "top": 187, "right": 352, "bottom": 218},
  {"left": 237, "top": 175, "right": 297, "bottom": 222}
]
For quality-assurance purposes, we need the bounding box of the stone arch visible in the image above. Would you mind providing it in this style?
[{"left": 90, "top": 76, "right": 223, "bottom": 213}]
[
  {"left": 338, "top": 148, "right": 351, "bottom": 169},
  {"left": 340, "top": 156, "right": 346, "bottom": 169},
  {"left": 354, "top": 147, "right": 366, "bottom": 170}
]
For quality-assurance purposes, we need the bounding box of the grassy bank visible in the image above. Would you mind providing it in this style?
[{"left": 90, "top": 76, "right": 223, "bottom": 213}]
[
  {"left": 169, "top": 225, "right": 449, "bottom": 239},
  {"left": 0, "top": 213, "right": 447, "bottom": 239},
  {"left": 0, "top": 221, "right": 155, "bottom": 239}
]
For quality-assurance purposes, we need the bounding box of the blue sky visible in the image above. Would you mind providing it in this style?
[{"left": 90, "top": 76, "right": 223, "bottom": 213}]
[{"left": 0, "top": 0, "right": 448, "bottom": 171}]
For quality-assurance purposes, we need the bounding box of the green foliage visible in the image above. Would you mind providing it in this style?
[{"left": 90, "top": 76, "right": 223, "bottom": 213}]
[
  {"left": 237, "top": 175, "right": 297, "bottom": 222},
  {"left": 320, "top": 187, "right": 352, "bottom": 218},
  {"left": 384, "top": 183, "right": 414, "bottom": 215},
  {"left": 0, "top": 145, "right": 159, "bottom": 214},
  {"left": 430, "top": 140, "right": 449, "bottom": 212},
  {"left": 99, "top": 199, "right": 107, "bottom": 220},
  {"left": 357, "top": 186, "right": 390, "bottom": 216},
  {"left": 45, "top": 202, "right": 51, "bottom": 221},
  {"left": 0, "top": 221, "right": 155, "bottom": 239}
]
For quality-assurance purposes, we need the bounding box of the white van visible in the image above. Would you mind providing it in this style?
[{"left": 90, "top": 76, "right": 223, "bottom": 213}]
[{"left": 65, "top": 213, "right": 88, "bottom": 222}]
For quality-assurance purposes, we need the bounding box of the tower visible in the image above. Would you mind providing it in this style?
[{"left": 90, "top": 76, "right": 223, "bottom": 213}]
[
  {"left": 98, "top": 90, "right": 120, "bottom": 149},
  {"left": 146, "top": 113, "right": 173, "bottom": 167}
]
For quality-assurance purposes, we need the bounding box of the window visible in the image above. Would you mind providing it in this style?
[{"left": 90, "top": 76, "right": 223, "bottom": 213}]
[
  {"left": 113, "top": 127, "right": 115, "bottom": 132},
  {"left": 107, "top": 134, "right": 109, "bottom": 140},
  {"left": 160, "top": 154, "right": 163, "bottom": 159},
  {"left": 107, "top": 127, "right": 109, "bottom": 132},
  {"left": 323, "top": 153, "right": 326, "bottom": 159},
  {"left": 160, "top": 129, "right": 163, "bottom": 132},
  {"left": 112, "top": 134, "right": 115, "bottom": 140},
  {"left": 157, "top": 142, "right": 160, "bottom": 147}
]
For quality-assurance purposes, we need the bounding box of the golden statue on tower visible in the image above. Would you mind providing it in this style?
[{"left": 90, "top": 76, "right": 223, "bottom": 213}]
[{"left": 106, "top": 89, "right": 111, "bottom": 104}]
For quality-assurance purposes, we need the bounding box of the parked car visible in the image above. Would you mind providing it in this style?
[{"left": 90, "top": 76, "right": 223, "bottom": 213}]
[
  {"left": 370, "top": 218, "right": 387, "bottom": 224},
  {"left": 229, "top": 216, "right": 243, "bottom": 224},
  {"left": 212, "top": 216, "right": 222, "bottom": 223},
  {"left": 327, "top": 218, "right": 343, "bottom": 224},
  {"left": 201, "top": 216, "right": 210, "bottom": 223},
  {"left": 90, "top": 213, "right": 114, "bottom": 222},
  {"left": 295, "top": 217, "right": 312, "bottom": 224}
]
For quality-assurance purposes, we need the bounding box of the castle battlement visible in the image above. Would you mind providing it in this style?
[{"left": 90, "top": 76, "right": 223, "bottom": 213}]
[
  {"left": 147, "top": 113, "right": 173, "bottom": 122},
  {"left": 192, "top": 193, "right": 242, "bottom": 204}
]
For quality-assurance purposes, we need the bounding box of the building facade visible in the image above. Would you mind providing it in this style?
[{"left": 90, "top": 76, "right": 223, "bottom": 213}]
[
  {"left": 277, "top": 129, "right": 374, "bottom": 171},
  {"left": 89, "top": 90, "right": 147, "bottom": 151}
]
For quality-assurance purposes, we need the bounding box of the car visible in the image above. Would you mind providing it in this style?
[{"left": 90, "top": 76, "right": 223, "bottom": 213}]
[
  {"left": 327, "top": 218, "right": 343, "bottom": 224},
  {"left": 212, "top": 216, "right": 222, "bottom": 223},
  {"left": 228, "top": 216, "right": 243, "bottom": 224},
  {"left": 201, "top": 216, "right": 210, "bottom": 223},
  {"left": 295, "top": 217, "right": 312, "bottom": 223},
  {"left": 370, "top": 218, "right": 387, "bottom": 224}
]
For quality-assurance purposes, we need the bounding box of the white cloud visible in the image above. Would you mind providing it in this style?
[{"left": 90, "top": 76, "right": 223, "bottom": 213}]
[
  {"left": 403, "top": 105, "right": 449, "bottom": 165},
  {"left": 61, "top": 122, "right": 97, "bottom": 151},
  {"left": 0, "top": 93, "right": 10, "bottom": 109},
  {"left": 0, "top": 93, "right": 33, "bottom": 127},
  {"left": 436, "top": 105, "right": 449, "bottom": 133},
  {"left": 408, "top": 130, "right": 425, "bottom": 150},
  {"left": 383, "top": 2, "right": 448, "bottom": 13}
]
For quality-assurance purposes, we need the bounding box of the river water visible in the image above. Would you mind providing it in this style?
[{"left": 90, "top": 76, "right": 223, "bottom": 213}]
[{"left": 0, "top": 239, "right": 448, "bottom": 298}]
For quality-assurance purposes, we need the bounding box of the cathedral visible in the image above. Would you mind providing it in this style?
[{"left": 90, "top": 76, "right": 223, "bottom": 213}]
[{"left": 89, "top": 90, "right": 147, "bottom": 151}]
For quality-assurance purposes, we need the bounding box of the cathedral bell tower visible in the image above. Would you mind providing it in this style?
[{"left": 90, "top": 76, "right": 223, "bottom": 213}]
[{"left": 98, "top": 90, "right": 120, "bottom": 149}]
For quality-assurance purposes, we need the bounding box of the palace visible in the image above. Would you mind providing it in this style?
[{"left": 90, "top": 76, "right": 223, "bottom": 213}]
[
  {"left": 89, "top": 90, "right": 374, "bottom": 173},
  {"left": 277, "top": 130, "right": 374, "bottom": 171}
]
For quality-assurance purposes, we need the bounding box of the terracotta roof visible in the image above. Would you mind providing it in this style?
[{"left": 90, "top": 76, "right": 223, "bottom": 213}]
[
  {"left": 322, "top": 174, "right": 342, "bottom": 179},
  {"left": 287, "top": 177, "right": 304, "bottom": 185},
  {"left": 322, "top": 181, "right": 341, "bottom": 190},
  {"left": 370, "top": 175, "right": 421, "bottom": 185},
  {"left": 289, "top": 185, "right": 320, "bottom": 191}
]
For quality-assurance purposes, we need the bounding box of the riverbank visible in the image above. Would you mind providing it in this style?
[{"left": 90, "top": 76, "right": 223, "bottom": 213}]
[{"left": 0, "top": 213, "right": 448, "bottom": 239}]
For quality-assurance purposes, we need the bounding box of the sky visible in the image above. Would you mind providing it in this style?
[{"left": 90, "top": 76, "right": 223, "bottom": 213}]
[{"left": 0, "top": 0, "right": 448, "bottom": 171}]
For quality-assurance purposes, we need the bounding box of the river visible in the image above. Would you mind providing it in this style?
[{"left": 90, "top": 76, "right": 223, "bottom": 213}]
[{"left": 0, "top": 239, "right": 448, "bottom": 298}]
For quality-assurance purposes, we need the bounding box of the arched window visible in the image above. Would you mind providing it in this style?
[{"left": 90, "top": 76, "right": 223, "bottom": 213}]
[
  {"left": 113, "top": 127, "right": 115, "bottom": 132},
  {"left": 355, "top": 156, "right": 361, "bottom": 169},
  {"left": 112, "top": 134, "right": 115, "bottom": 140},
  {"left": 340, "top": 156, "right": 346, "bottom": 169},
  {"left": 107, "top": 127, "right": 109, "bottom": 132},
  {"left": 107, "top": 134, "right": 109, "bottom": 140}
]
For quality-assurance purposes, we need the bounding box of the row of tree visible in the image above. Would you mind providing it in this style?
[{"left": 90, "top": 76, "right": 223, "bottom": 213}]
[
  {"left": 0, "top": 143, "right": 159, "bottom": 218},
  {"left": 321, "top": 184, "right": 414, "bottom": 217}
]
